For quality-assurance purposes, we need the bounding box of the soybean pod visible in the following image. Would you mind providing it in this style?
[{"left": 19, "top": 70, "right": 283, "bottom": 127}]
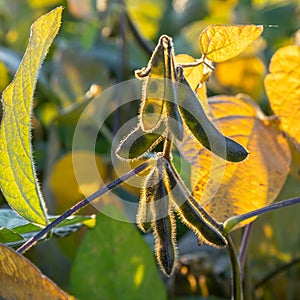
[
  {"left": 163, "top": 36, "right": 184, "bottom": 141},
  {"left": 136, "top": 167, "right": 158, "bottom": 232},
  {"left": 136, "top": 35, "right": 167, "bottom": 132},
  {"left": 162, "top": 160, "right": 227, "bottom": 248},
  {"left": 152, "top": 162, "right": 177, "bottom": 276},
  {"left": 116, "top": 124, "right": 165, "bottom": 160},
  {"left": 176, "top": 67, "right": 248, "bottom": 162}
]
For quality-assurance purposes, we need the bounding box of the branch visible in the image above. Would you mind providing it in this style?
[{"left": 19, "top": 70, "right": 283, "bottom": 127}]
[
  {"left": 238, "top": 223, "right": 253, "bottom": 269},
  {"left": 224, "top": 196, "right": 300, "bottom": 233},
  {"left": 125, "top": 10, "right": 154, "bottom": 56},
  {"left": 16, "top": 162, "right": 149, "bottom": 254}
]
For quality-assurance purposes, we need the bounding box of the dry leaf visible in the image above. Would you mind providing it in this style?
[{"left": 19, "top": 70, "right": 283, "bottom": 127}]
[
  {"left": 0, "top": 245, "right": 73, "bottom": 299},
  {"left": 265, "top": 45, "right": 300, "bottom": 151},
  {"left": 177, "top": 95, "right": 291, "bottom": 227},
  {"left": 199, "top": 25, "right": 263, "bottom": 62}
]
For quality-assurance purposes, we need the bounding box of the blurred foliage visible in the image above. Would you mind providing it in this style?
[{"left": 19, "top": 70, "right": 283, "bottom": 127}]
[{"left": 0, "top": 0, "right": 300, "bottom": 299}]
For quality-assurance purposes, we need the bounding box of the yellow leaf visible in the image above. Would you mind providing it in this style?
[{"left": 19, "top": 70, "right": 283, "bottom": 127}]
[
  {"left": 0, "top": 7, "right": 63, "bottom": 225},
  {"left": 175, "top": 54, "right": 209, "bottom": 113},
  {"left": 214, "top": 56, "right": 266, "bottom": 99},
  {"left": 199, "top": 25, "right": 263, "bottom": 62},
  {"left": 177, "top": 95, "right": 291, "bottom": 227},
  {"left": 175, "top": 54, "right": 208, "bottom": 92},
  {"left": 49, "top": 151, "right": 106, "bottom": 212},
  {"left": 264, "top": 45, "right": 300, "bottom": 151},
  {"left": 0, "top": 245, "right": 73, "bottom": 299}
]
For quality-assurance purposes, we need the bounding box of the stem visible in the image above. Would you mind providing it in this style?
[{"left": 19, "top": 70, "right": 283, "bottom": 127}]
[
  {"left": 178, "top": 59, "right": 203, "bottom": 68},
  {"left": 224, "top": 196, "right": 300, "bottom": 233},
  {"left": 113, "top": 11, "right": 127, "bottom": 134},
  {"left": 227, "top": 235, "right": 243, "bottom": 300},
  {"left": 238, "top": 223, "right": 253, "bottom": 269},
  {"left": 16, "top": 162, "right": 149, "bottom": 254},
  {"left": 125, "top": 10, "right": 154, "bottom": 56}
]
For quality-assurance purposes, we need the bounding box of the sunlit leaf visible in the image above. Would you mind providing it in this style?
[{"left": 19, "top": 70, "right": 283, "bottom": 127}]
[
  {"left": 214, "top": 56, "right": 266, "bottom": 99},
  {"left": 264, "top": 45, "right": 300, "bottom": 151},
  {"left": 177, "top": 95, "right": 291, "bottom": 227},
  {"left": 175, "top": 54, "right": 208, "bottom": 94},
  {"left": 199, "top": 25, "right": 263, "bottom": 62},
  {"left": 0, "top": 7, "right": 63, "bottom": 225},
  {"left": 70, "top": 205, "right": 167, "bottom": 300},
  {"left": 49, "top": 151, "right": 106, "bottom": 212},
  {"left": 0, "top": 245, "right": 73, "bottom": 299}
]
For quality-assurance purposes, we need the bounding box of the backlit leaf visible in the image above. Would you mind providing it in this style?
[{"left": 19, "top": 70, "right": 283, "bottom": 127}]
[
  {"left": 177, "top": 95, "right": 291, "bottom": 227},
  {"left": 264, "top": 45, "right": 300, "bottom": 151},
  {"left": 0, "top": 7, "right": 63, "bottom": 225},
  {"left": 175, "top": 54, "right": 208, "bottom": 92},
  {"left": 0, "top": 245, "right": 73, "bottom": 299},
  {"left": 199, "top": 25, "right": 263, "bottom": 62},
  {"left": 70, "top": 205, "right": 167, "bottom": 300}
]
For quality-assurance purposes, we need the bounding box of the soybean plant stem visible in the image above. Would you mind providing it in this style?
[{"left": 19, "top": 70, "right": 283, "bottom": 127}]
[
  {"left": 227, "top": 235, "right": 243, "bottom": 300},
  {"left": 16, "top": 162, "right": 149, "bottom": 254},
  {"left": 238, "top": 223, "right": 253, "bottom": 269},
  {"left": 125, "top": 10, "right": 153, "bottom": 55},
  {"left": 225, "top": 196, "right": 300, "bottom": 233}
]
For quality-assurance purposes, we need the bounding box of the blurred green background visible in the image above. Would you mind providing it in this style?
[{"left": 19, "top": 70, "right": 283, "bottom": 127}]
[{"left": 0, "top": 0, "right": 300, "bottom": 299}]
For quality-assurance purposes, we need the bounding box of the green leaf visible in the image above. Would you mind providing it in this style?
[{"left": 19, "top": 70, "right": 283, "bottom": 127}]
[
  {"left": 70, "top": 205, "right": 167, "bottom": 300},
  {"left": 0, "top": 227, "right": 24, "bottom": 245},
  {"left": 0, "top": 209, "right": 95, "bottom": 247},
  {"left": 0, "top": 7, "right": 63, "bottom": 225}
]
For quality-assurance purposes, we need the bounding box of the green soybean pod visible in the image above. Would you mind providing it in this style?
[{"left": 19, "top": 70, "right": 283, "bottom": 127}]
[
  {"left": 136, "top": 35, "right": 168, "bottom": 132},
  {"left": 136, "top": 167, "right": 158, "bottom": 232},
  {"left": 152, "top": 163, "right": 177, "bottom": 276},
  {"left": 176, "top": 67, "right": 248, "bottom": 162},
  {"left": 163, "top": 36, "right": 184, "bottom": 141},
  {"left": 162, "top": 161, "right": 227, "bottom": 248},
  {"left": 116, "top": 124, "right": 165, "bottom": 160}
]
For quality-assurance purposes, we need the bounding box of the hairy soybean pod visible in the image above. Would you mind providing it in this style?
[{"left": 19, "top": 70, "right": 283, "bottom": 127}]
[
  {"left": 162, "top": 162, "right": 227, "bottom": 248},
  {"left": 152, "top": 163, "right": 177, "bottom": 276},
  {"left": 163, "top": 36, "right": 184, "bottom": 141},
  {"left": 176, "top": 67, "right": 248, "bottom": 162},
  {"left": 136, "top": 35, "right": 168, "bottom": 132},
  {"left": 136, "top": 168, "right": 158, "bottom": 232},
  {"left": 116, "top": 124, "right": 165, "bottom": 160}
]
